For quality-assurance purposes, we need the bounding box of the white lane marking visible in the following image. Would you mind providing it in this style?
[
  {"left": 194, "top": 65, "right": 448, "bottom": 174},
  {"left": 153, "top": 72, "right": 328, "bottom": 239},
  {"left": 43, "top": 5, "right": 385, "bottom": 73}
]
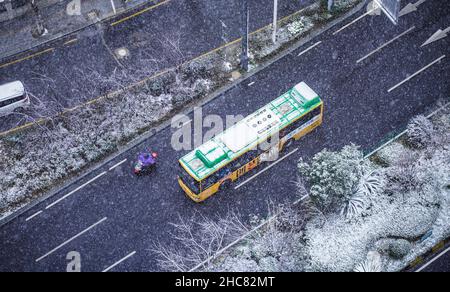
[
  {"left": 388, "top": 55, "right": 446, "bottom": 93},
  {"left": 35, "top": 217, "right": 107, "bottom": 262},
  {"left": 357, "top": 26, "right": 416, "bottom": 63},
  {"left": 333, "top": 6, "right": 379, "bottom": 35},
  {"left": 45, "top": 171, "right": 107, "bottom": 210},
  {"left": 109, "top": 159, "right": 127, "bottom": 171},
  {"left": 248, "top": 81, "right": 255, "bottom": 86},
  {"left": 179, "top": 119, "right": 192, "bottom": 128},
  {"left": 294, "top": 194, "right": 310, "bottom": 205},
  {"left": 297, "top": 41, "right": 322, "bottom": 57},
  {"left": 102, "top": 251, "right": 137, "bottom": 272},
  {"left": 25, "top": 211, "right": 43, "bottom": 222},
  {"left": 416, "top": 246, "right": 450, "bottom": 272},
  {"left": 235, "top": 148, "right": 299, "bottom": 190}
]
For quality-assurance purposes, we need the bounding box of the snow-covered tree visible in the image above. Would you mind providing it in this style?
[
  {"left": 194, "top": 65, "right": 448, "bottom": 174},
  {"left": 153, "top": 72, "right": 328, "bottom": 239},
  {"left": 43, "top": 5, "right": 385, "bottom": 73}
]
[
  {"left": 406, "top": 115, "right": 436, "bottom": 149},
  {"left": 297, "top": 144, "right": 371, "bottom": 212}
]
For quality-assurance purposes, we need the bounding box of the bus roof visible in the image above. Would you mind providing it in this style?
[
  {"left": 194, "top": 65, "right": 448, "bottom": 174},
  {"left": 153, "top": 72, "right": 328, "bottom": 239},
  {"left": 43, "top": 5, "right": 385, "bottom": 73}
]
[
  {"left": 0, "top": 81, "right": 25, "bottom": 102},
  {"left": 179, "top": 82, "right": 322, "bottom": 181}
]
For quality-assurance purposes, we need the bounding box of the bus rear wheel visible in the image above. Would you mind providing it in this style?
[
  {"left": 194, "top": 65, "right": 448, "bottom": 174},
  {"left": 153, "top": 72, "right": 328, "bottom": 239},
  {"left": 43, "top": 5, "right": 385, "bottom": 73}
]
[
  {"left": 283, "top": 139, "right": 295, "bottom": 152},
  {"left": 219, "top": 180, "right": 232, "bottom": 192}
]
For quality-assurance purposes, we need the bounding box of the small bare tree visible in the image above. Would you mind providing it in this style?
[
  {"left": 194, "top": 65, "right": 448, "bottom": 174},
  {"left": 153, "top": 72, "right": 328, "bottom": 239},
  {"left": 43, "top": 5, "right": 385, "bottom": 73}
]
[{"left": 151, "top": 211, "right": 250, "bottom": 272}]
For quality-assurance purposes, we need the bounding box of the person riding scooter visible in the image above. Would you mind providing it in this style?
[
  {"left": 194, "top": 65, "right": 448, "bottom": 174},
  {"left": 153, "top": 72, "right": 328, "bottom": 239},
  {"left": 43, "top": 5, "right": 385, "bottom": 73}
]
[{"left": 134, "top": 151, "right": 158, "bottom": 175}]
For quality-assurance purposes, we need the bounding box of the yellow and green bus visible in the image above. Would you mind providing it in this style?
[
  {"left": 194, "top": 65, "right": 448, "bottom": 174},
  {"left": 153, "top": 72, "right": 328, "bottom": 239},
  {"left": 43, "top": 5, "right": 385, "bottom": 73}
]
[{"left": 178, "top": 82, "right": 323, "bottom": 202}]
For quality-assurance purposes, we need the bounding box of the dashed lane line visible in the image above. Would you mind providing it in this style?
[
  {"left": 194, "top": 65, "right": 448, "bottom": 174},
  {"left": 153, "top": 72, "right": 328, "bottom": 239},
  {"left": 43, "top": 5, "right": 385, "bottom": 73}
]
[
  {"left": 388, "top": 55, "right": 446, "bottom": 93},
  {"left": 45, "top": 171, "right": 107, "bottom": 210},
  {"left": 357, "top": 26, "right": 416, "bottom": 63},
  {"left": 102, "top": 251, "right": 137, "bottom": 272},
  {"left": 297, "top": 41, "right": 322, "bottom": 57},
  {"left": 235, "top": 148, "right": 299, "bottom": 190},
  {"left": 333, "top": 6, "right": 379, "bottom": 35},
  {"left": 35, "top": 217, "right": 107, "bottom": 262}
]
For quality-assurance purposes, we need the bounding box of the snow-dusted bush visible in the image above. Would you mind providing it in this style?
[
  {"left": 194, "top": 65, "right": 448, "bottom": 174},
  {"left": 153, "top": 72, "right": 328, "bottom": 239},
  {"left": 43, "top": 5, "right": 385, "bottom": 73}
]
[
  {"left": 341, "top": 170, "right": 384, "bottom": 220},
  {"left": 406, "top": 115, "right": 436, "bottom": 149},
  {"left": 375, "top": 142, "right": 409, "bottom": 166},
  {"left": 298, "top": 144, "right": 371, "bottom": 212},
  {"left": 387, "top": 239, "right": 412, "bottom": 260}
]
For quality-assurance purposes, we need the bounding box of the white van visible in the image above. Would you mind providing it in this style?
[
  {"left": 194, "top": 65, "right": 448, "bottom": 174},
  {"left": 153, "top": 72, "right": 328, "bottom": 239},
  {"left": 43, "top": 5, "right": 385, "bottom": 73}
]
[{"left": 0, "top": 81, "right": 30, "bottom": 117}]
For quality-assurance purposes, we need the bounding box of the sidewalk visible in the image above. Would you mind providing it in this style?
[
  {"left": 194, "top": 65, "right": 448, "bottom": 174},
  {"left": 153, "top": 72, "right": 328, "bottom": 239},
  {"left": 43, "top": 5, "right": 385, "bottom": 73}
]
[{"left": 0, "top": 0, "right": 154, "bottom": 61}]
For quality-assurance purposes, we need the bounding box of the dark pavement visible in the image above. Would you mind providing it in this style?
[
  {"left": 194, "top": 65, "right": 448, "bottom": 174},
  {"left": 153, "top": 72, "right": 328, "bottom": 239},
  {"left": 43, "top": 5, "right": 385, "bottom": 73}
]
[
  {"left": 0, "top": 0, "right": 314, "bottom": 133},
  {"left": 0, "top": 0, "right": 449, "bottom": 271},
  {"left": 416, "top": 244, "right": 450, "bottom": 272}
]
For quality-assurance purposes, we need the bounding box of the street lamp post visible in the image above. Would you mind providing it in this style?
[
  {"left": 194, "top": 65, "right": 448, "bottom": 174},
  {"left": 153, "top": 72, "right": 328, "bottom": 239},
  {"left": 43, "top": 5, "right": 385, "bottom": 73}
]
[
  {"left": 240, "top": 0, "right": 249, "bottom": 71},
  {"left": 272, "top": 0, "right": 278, "bottom": 44}
]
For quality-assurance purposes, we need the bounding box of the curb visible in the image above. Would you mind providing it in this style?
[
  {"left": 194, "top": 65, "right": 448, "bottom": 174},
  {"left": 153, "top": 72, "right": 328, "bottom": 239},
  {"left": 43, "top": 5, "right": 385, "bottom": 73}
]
[{"left": 0, "top": 0, "right": 368, "bottom": 227}]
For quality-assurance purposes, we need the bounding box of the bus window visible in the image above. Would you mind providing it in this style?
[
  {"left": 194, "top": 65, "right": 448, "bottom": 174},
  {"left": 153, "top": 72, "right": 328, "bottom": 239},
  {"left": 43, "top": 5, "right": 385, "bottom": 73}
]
[{"left": 178, "top": 164, "right": 201, "bottom": 194}]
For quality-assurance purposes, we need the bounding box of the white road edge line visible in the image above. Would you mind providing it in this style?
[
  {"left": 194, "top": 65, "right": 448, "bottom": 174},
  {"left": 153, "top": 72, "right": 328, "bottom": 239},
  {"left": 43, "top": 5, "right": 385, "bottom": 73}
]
[
  {"left": 364, "top": 102, "right": 450, "bottom": 158},
  {"left": 35, "top": 217, "right": 107, "bottom": 262},
  {"left": 46, "top": 171, "right": 108, "bottom": 210},
  {"left": 416, "top": 246, "right": 450, "bottom": 272},
  {"left": 109, "top": 159, "right": 127, "bottom": 171},
  {"left": 235, "top": 148, "right": 299, "bottom": 190},
  {"left": 333, "top": 6, "right": 379, "bottom": 35},
  {"left": 297, "top": 41, "right": 322, "bottom": 57},
  {"left": 25, "top": 211, "right": 43, "bottom": 222},
  {"left": 102, "top": 251, "right": 137, "bottom": 272},
  {"left": 357, "top": 26, "right": 416, "bottom": 63},
  {"left": 388, "top": 55, "right": 446, "bottom": 93}
]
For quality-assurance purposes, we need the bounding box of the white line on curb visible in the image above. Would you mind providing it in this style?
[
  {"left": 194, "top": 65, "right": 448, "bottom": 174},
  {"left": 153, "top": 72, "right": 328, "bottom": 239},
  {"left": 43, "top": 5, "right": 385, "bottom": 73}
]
[
  {"left": 235, "top": 148, "right": 299, "bottom": 190},
  {"left": 45, "top": 171, "right": 107, "bottom": 210},
  {"left": 388, "top": 55, "right": 446, "bottom": 93},
  {"left": 102, "top": 251, "right": 136, "bottom": 272},
  {"left": 357, "top": 26, "right": 415, "bottom": 63},
  {"left": 25, "top": 211, "right": 43, "bottom": 222},
  {"left": 36, "top": 217, "right": 107, "bottom": 262},
  {"left": 109, "top": 159, "right": 127, "bottom": 171},
  {"left": 416, "top": 246, "right": 450, "bottom": 272},
  {"left": 297, "top": 41, "right": 322, "bottom": 57}
]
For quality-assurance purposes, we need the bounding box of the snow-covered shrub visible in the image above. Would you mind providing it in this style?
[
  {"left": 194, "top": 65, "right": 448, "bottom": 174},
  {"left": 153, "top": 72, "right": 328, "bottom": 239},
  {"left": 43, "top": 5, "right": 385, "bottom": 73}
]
[
  {"left": 341, "top": 170, "right": 385, "bottom": 220},
  {"left": 354, "top": 251, "right": 383, "bottom": 272},
  {"left": 298, "top": 144, "right": 370, "bottom": 212},
  {"left": 287, "top": 17, "right": 314, "bottom": 36},
  {"left": 375, "top": 142, "right": 410, "bottom": 166},
  {"left": 387, "top": 239, "right": 412, "bottom": 260},
  {"left": 406, "top": 115, "right": 436, "bottom": 149}
]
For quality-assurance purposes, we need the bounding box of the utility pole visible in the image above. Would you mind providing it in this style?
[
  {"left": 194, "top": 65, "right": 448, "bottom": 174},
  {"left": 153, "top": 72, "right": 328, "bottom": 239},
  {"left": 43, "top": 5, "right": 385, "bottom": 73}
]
[
  {"left": 31, "top": 0, "right": 46, "bottom": 37},
  {"left": 240, "top": 0, "right": 249, "bottom": 71},
  {"left": 272, "top": 0, "right": 278, "bottom": 44}
]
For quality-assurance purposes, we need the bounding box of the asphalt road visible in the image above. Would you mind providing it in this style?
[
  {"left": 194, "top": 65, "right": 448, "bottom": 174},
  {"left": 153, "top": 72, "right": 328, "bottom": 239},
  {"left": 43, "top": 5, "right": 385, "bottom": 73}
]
[
  {"left": 0, "top": 0, "right": 449, "bottom": 271},
  {"left": 0, "top": 0, "right": 314, "bottom": 133},
  {"left": 416, "top": 245, "right": 450, "bottom": 272}
]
